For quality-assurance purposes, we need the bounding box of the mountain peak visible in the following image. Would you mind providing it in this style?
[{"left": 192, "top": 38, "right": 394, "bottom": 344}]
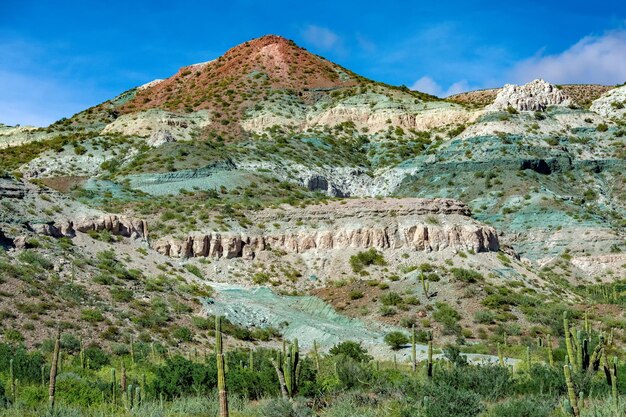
[{"left": 119, "top": 35, "right": 358, "bottom": 137}]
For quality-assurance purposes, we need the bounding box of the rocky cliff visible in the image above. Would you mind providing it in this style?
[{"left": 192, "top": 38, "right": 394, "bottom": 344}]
[{"left": 153, "top": 198, "right": 499, "bottom": 259}]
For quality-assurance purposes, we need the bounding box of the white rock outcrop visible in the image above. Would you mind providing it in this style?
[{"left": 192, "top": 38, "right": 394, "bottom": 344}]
[
  {"left": 590, "top": 85, "right": 626, "bottom": 119},
  {"left": 154, "top": 198, "right": 499, "bottom": 259},
  {"left": 487, "top": 79, "right": 571, "bottom": 112}
]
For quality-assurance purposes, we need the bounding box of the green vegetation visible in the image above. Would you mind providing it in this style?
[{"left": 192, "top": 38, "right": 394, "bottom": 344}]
[{"left": 349, "top": 249, "right": 387, "bottom": 273}]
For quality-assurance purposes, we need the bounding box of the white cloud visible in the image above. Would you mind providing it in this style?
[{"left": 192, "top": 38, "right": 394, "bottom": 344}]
[
  {"left": 509, "top": 29, "right": 626, "bottom": 85},
  {"left": 410, "top": 76, "right": 442, "bottom": 96},
  {"left": 410, "top": 76, "right": 472, "bottom": 97},
  {"left": 301, "top": 25, "right": 340, "bottom": 51}
]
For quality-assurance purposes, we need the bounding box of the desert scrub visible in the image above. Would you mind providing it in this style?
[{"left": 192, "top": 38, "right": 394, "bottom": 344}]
[{"left": 349, "top": 248, "right": 387, "bottom": 273}]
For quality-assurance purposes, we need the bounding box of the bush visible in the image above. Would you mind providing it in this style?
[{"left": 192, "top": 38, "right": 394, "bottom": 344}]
[
  {"left": 81, "top": 309, "right": 104, "bottom": 323},
  {"left": 433, "top": 302, "right": 461, "bottom": 334},
  {"left": 423, "top": 382, "right": 483, "bottom": 417},
  {"left": 153, "top": 356, "right": 216, "bottom": 398},
  {"left": 349, "top": 249, "right": 386, "bottom": 273},
  {"left": 380, "top": 292, "right": 403, "bottom": 306},
  {"left": 483, "top": 395, "right": 555, "bottom": 417},
  {"left": 450, "top": 268, "right": 483, "bottom": 283},
  {"left": 474, "top": 310, "right": 496, "bottom": 324},
  {"left": 329, "top": 341, "right": 372, "bottom": 363},
  {"left": 172, "top": 326, "right": 193, "bottom": 343},
  {"left": 349, "top": 290, "right": 364, "bottom": 300},
  {"left": 384, "top": 331, "right": 408, "bottom": 350}
]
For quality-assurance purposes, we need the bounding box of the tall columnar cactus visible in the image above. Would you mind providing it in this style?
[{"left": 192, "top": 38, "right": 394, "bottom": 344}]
[
  {"left": 9, "top": 358, "right": 15, "bottom": 404},
  {"left": 130, "top": 336, "right": 135, "bottom": 365},
  {"left": 497, "top": 343, "right": 505, "bottom": 367},
  {"left": 421, "top": 273, "right": 430, "bottom": 300},
  {"left": 80, "top": 339, "right": 85, "bottom": 369},
  {"left": 547, "top": 334, "right": 554, "bottom": 367},
  {"left": 127, "top": 384, "right": 134, "bottom": 410},
  {"left": 575, "top": 331, "right": 584, "bottom": 372},
  {"left": 41, "top": 364, "right": 46, "bottom": 387},
  {"left": 312, "top": 340, "right": 321, "bottom": 373},
  {"left": 121, "top": 362, "right": 127, "bottom": 393},
  {"left": 526, "top": 346, "right": 531, "bottom": 371},
  {"left": 284, "top": 339, "right": 301, "bottom": 397},
  {"left": 48, "top": 328, "right": 61, "bottom": 411},
  {"left": 563, "top": 364, "right": 579, "bottom": 417},
  {"left": 612, "top": 356, "right": 619, "bottom": 408},
  {"left": 215, "top": 316, "right": 229, "bottom": 417},
  {"left": 135, "top": 386, "right": 141, "bottom": 408},
  {"left": 427, "top": 331, "right": 433, "bottom": 378},
  {"left": 111, "top": 368, "right": 117, "bottom": 406},
  {"left": 564, "top": 312, "right": 577, "bottom": 370},
  {"left": 249, "top": 350, "right": 254, "bottom": 372},
  {"left": 411, "top": 325, "right": 417, "bottom": 372}
]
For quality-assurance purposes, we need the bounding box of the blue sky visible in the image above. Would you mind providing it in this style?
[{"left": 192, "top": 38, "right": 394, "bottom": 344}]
[{"left": 1, "top": 0, "right": 625, "bottom": 126}]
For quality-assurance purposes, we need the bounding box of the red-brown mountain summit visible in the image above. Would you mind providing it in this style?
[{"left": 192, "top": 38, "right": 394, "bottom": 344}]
[{"left": 119, "top": 35, "right": 360, "bottom": 131}]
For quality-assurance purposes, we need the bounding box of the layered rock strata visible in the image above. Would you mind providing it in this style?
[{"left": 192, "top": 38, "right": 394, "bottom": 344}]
[{"left": 154, "top": 198, "right": 499, "bottom": 259}]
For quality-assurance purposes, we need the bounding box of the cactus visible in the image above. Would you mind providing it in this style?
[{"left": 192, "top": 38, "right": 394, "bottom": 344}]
[
  {"left": 41, "top": 364, "right": 46, "bottom": 387},
  {"left": 497, "top": 343, "right": 505, "bottom": 367},
  {"left": 421, "top": 273, "right": 430, "bottom": 299},
  {"left": 312, "top": 340, "right": 321, "bottom": 372},
  {"left": 612, "top": 356, "right": 619, "bottom": 408},
  {"left": 111, "top": 368, "right": 117, "bottom": 406},
  {"left": 411, "top": 325, "right": 417, "bottom": 372},
  {"left": 9, "top": 358, "right": 15, "bottom": 403},
  {"left": 270, "top": 339, "right": 301, "bottom": 398},
  {"left": 427, "top": 331, "right": 433, "bottom": 378},
  {"left": 121, "top": 362, "right": 127, "bottom": 393},
  {"left": 127, "top": 384, "right": 134, "bottom": 410},
  {"left": 249, "top": 350, "right": 254, "bottom": 372},
  {"left": 575, "top": 331, "right": 584, "bottom": 372},
  {"left": 130, "top": 336, "right": 135, "bottom": 365},
  {"left": 547, "top": 335, "right": 554, "bottom": 367},
  {"left": 215, "top": 316, "right": 229, "bottom": 417},
  {"left": 563, "top": 364, "right": 579, "bottom": 417},
  {"left": 79, "top": 339, "right": 85, "bottom": 369},
  {"left": 564, "top": 312, "right": 577, "bottom": 370},
  {"left": 285, "top": 339, "right": 301, "bottom": 397},
  {"left": 135, "top": 386, "right": 141, "bottom": 408},
  {"left": 526, "top": 346, "right": 531, "bottom": 371},
  {"left": 48, "top": 328, "right": 61, "bottom": 411}
]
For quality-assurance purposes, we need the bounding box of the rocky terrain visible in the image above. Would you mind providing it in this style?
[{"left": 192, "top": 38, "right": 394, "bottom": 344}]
[{"left": 0, "top": 34, "right": 624, "bottom": 359}]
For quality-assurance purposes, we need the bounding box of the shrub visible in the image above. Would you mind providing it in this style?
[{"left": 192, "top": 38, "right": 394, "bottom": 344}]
[
  {"left": 597, "top": 123, "right": 608, "bottom": 132},
  {"left": 3, "top": 329, "right": 24, "bottom": 342},
  {"left": 473, "top": 310, "right": 496, "bottom": 324},
  {"left": 349, "top": 249, "right": 386, "bottom": 273},
  {"left": 329, "top": 341, "right": 372, "bottom": 362},
  {"left": 450, "top": 268, "right": 483, "bottom": 283},
  {"left": 384, "top": 331, "right": 408, "bottom": 350},
  {"left": 380, "top": 292, "right": 403, "bottom": 306},
  {"left": 483, "top": 395, "right": 555, "bottom": 417},
  {"left": 172, "top": 326, "right": 193, "bottom": 343},
  {"left": 349, "top": 290, "right": 364, "bottom": 300},
  {"left": 433, "top": 302, "right": 461, "bottom": 334},
  {"left": 81, "top": 309, "right": 104, "bottom": 323},
  {"left": 423, "top": 382, "right": 483, "bottom": 417}
]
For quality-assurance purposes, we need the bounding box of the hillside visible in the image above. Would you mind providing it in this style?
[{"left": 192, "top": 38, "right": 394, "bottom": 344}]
[{"left": 0, "top": 35, "right": 625, "bottom": 365}]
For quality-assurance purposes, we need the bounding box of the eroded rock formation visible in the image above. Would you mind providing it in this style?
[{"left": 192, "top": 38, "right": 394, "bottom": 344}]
[
  {"left": 154, "top": 223, "right": 499, "bottom": 259},
  {"left": 488, "top": 79, "right": 571, "bottom": 112},
  {"left": 154, "top": 198, "right": 499, "bottom": 259},
  {"left": 36, "top": 215, "right": 148, "bottom": 240}
]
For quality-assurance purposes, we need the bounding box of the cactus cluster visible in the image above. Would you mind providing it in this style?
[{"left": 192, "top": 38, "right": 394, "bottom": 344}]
[{"left": 271, "top": 339, "right": 301, "bottom": 398}]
